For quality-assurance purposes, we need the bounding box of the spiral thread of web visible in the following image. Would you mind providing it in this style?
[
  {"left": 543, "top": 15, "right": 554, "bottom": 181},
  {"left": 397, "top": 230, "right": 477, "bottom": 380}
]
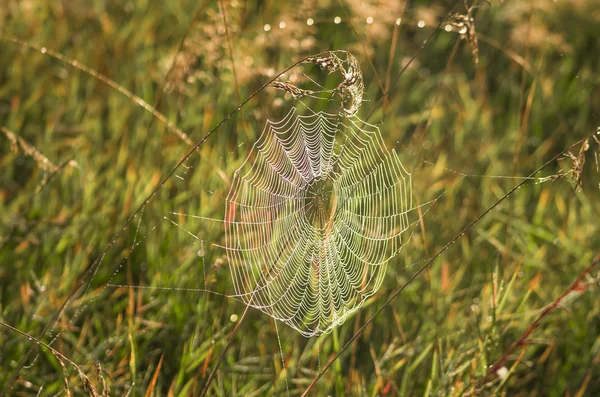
[{"left": 224, "top": 106, "right": 413, "bottom": 337}]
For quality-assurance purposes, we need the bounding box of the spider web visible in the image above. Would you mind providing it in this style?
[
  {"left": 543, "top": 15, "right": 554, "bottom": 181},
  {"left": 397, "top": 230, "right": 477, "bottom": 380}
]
[
  {"left": 224, "top": 112, "right": 413, "bottom": 337},
  {"left": 200, "top": 51, "right": 413, "bottom": 337}
]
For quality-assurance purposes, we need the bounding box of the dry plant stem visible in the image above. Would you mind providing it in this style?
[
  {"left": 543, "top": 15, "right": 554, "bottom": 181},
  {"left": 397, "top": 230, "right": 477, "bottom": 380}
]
[
  {"left": 0, "top": 55, "right": 312, "bottom": 397},
  {"left": 336, "top": 0, "right": 386, "bottom": 97},
  {"left": 0, "top": 127, "right": 59, "bottom": 173},
  {"left": 384, "top": 1, "right": 406, "bottom": 95},
  {"left": 299, "top": 132, "right": 599, "bottom": 396},
  {"left": 0, "top": 36, "right": 193, "bottom": 147},
  {"left": 0, "top": 321, "right": 99, "bottom": 396},
  {"left": 1, "top": 126, "right": 73, "bottom": 193},
  {"left": 472, "top": 252, "right": 600, "bottom": 394}
]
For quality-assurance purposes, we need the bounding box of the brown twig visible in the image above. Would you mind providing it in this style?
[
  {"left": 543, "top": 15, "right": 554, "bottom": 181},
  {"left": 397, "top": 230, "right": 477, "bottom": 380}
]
[{"left": 471, "top": 252, "right": 600, "bottom": 394}]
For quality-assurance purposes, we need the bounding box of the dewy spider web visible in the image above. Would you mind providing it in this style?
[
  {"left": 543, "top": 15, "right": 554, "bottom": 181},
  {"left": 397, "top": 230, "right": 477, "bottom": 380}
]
[{"left": 223, "top": 51, "right": 414, "bottom": 337}]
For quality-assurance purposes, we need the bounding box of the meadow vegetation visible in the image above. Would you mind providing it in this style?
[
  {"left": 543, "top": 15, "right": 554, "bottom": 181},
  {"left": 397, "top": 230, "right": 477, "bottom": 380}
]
[{"left": 1, "top": 0, "right": 599, "bottom": 395}]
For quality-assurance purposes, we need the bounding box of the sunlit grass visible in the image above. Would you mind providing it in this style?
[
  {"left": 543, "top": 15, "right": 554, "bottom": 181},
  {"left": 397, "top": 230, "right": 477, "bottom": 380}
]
[{"left": 1, "top": 1, "right": 599, "bottom": 396}]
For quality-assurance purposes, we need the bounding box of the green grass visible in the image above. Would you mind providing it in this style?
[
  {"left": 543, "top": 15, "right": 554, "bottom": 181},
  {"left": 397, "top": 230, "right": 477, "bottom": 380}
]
[{"left": 1, "top": 0, "right": 600, "bottom": 396}]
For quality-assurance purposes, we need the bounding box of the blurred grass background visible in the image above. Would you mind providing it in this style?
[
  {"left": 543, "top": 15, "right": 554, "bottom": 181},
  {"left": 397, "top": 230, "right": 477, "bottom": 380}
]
[{"left": 1, "top": 0, "right": 600, "bottom": 395}]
